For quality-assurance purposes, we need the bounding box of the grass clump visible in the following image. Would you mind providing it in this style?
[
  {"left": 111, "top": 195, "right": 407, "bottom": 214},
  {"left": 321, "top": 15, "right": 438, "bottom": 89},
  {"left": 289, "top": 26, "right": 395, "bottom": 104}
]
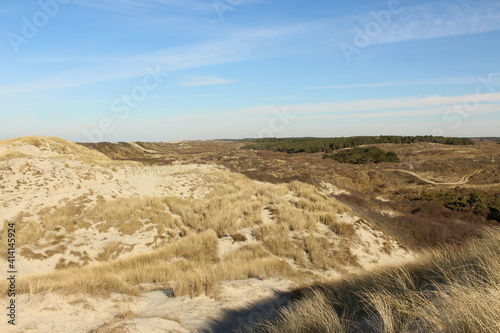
[
  {"left": 0, "top": 230, "right": 309, "bottom": 298},
  {"left": 0, "top": 230, "right": 219, "bottom": 297},
  {"left": 244, "top": 229, "right": 500, "bottom": 333}
]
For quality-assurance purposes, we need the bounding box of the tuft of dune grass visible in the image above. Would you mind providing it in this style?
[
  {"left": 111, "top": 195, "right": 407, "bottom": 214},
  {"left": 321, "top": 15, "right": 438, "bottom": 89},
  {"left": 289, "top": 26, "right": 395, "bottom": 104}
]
[
  {"left": 0, "top": 136, "right": 113, "bottom": 166},
  {"left": 0, "top": 231, "right": 310, "bottom": 298},
  {"left": 244, "top": 228, "right": 500, "bottom": 333}
]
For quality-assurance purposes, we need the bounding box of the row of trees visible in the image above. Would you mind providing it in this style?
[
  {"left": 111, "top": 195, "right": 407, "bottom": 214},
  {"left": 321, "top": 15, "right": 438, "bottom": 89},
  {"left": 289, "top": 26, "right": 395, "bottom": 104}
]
[{"left": 242, "top": 136, "right": 473, "bottom": 153}]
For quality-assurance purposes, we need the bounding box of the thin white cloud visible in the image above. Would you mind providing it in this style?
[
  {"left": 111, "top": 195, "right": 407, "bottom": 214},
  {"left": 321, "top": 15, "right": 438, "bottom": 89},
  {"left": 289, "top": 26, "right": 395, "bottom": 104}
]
[
  {"left": 0, "top": 24, "right": 310, "bottom": 94},
  {"left": 380, "top": 2, "right": 500, "bottom": 44},
  {"left": 73, "top": 0, "right": 214, "bottom": 14},
  {"left": 0, "top": 38, "right": 253, "bottom": 94},
  {"left": 181, "top": 76, "right": 238, "bottom": 87},
  {"left": 158, "top": 92, "right": 500, "bottom": 127},
  {"left": 73, "top": 0, "right": 261, "bottom": 15},
  {"left": 3, "top": 1, "right": 500, "bottom": 94},
  {"left": 74, "top": 0, "right": 500, "bottom": 43},
  {"left": 307, "top": 104, "right": 500, "bottom": 120},
  {"left": 303, "top": 75, "right": 500, "bottom": 90},
  {"left": 271, "top": 92, "right": 500, "bottom": 116},
  {"left": 339, "top": 1, "right": 500, "bottom": 46}
]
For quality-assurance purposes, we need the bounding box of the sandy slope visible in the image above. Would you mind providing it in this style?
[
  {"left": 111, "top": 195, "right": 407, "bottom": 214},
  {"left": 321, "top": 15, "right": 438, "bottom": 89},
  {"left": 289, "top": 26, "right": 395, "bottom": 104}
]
[
  {"left": 1, "top": 157, "right": 222, "bottom": 275},
  {"left": 0, "top": 157, "right": 219, "bottom": 224},
  {"left": 0, "top": 137, "right": 415, "bottom": 332},
  {"left": 0, "top": 278, "right": 294, "bottom": 333}
]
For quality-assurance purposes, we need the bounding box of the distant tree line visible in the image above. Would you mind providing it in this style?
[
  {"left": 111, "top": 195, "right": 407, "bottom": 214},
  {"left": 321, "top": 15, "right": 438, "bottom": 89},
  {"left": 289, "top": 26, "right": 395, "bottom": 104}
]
[
  {"left": 242, "top": 136, "right": 473, "bottom": 154},
  {"left": 324, "top": 146, "right": 399, "bottom": 164},
  {"left": 475, "top": 137, "right": 500, "bottom": 142}
]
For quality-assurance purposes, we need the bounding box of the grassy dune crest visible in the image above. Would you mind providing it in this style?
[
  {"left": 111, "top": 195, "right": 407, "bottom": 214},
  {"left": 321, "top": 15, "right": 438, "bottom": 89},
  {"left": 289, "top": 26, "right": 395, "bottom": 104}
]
[
  {"left": 247, "top": 229, "right": 500, "bottom": 333},
  {"left": 0, "top": 136, "right": 112, "bottom": 165}
]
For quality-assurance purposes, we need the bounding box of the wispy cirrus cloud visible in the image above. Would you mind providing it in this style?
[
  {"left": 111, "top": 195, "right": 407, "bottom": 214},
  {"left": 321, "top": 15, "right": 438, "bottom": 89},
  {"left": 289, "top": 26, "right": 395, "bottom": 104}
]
[
  {"left": 340, "top": 0, "right": 500, "bottom": 46},
  {"left": 384, "top": 1, "right": 500, "bottom": 43},
  {"left": 303, "top": 74, "right": 500, "bottom": 90},
  {"left": 278, "top": 92, "right": 500, "bottom": 116},
  {"left": 147, "top": 92, "right": 500, "bottom": 125},
  {"left": 73, "top": 0, "right": 214, "bottom": 14},
  {"left": 310, "top": 104, "right": 500, "bottom": 120},
  {"left": 0, "top": 37, "right": 253, "bottom": 94},
  {"left": 180, "top": 75, "right": 238, "bottom": 87},
  {"left": 3, "top": 1, "right": 500, "bottom": 95},
  {"left": 0, "top": 23, "right": 312, "bottom": 94},
  {"left": 73, "top": 0, "right": 262, "bottom": 16}
]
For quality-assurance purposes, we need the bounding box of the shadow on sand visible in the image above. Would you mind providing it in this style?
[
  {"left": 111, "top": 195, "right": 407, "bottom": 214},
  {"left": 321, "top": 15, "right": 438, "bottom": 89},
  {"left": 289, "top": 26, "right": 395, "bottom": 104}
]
[{"left": 202, "top": 289, "right": 293, "bottom": 333}]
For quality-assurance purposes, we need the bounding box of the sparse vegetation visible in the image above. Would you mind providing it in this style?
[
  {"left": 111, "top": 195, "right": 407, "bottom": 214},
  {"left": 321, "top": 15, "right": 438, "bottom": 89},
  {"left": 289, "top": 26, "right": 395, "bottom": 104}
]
[{"left": 0, "top": 196, "right": 181, "bottom": 251}]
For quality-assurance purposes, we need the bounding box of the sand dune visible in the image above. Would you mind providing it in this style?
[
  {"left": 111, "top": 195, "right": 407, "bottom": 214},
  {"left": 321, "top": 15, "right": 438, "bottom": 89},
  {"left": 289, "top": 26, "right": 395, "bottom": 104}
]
[{"left": 0, "top": 137, "right": 414, "bottom": 332}]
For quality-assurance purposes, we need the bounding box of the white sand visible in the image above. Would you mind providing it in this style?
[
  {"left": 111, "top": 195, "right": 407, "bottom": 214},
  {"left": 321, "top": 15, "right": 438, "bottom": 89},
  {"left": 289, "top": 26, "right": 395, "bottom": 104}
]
[
  {"left": 0, "top": 154, "right": 224, "bottom": 275},
  {"left": 1, "top": 278, "right": 294, "bottom": 333}
]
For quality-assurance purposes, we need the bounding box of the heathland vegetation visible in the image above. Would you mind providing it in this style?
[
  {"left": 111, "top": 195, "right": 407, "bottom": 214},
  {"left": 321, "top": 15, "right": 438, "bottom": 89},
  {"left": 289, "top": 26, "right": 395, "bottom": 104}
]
[
  {"left": 420, "top": 189, "right": 500, "bottom": 222},
  {"left": 324, "top": 146, "right": 399, "bottom": 164},
  {"left": 242, "top": 136, "right": 473, "bottom": 153}
]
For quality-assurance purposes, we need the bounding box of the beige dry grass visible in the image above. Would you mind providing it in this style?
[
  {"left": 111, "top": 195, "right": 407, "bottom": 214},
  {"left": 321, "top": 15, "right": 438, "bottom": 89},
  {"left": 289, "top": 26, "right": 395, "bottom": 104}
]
[
  {"left": 88, "top": 196, "right": 180, "bottom": 235},
  {"left": 0, "top": 196, "right": 180, "bottom": 251},
  {"left": 1, "top": 166, "right": 372, "bottom": 291},
  {"left": 0, "top": 230, "right": 310, "bottom": 298},
  {"left": 0, "top": 136, "right": 113, "bottom": 165},
  {"left": 165, "top": 174, "right": 351, "bottom": 237},
  {"left": 245, "top": 228, "right": 500, "bottom": 333},
  {"left": 0, "top": 150, "right": 29, "bottom": 161},
  {"left": 96, "top": 241, "right": 134, "bottom": 261},
  {"left": 262, "top": 236, "right": 309, "bottom": 267}
]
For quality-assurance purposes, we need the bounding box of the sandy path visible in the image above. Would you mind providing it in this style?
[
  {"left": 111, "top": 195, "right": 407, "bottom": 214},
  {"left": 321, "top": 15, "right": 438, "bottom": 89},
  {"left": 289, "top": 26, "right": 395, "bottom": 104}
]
[
  {"left": 127, "top": 142, "right": 160, "bottom": 154},
  {"left": 391, "top": 169, "right": 483, "bottom": 185}
]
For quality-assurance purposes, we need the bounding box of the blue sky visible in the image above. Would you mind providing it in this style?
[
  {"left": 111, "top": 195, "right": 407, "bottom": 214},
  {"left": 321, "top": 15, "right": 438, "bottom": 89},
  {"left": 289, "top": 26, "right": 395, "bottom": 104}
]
[{"left": 1, "top": 0, "right": 499, "bottom": 142}]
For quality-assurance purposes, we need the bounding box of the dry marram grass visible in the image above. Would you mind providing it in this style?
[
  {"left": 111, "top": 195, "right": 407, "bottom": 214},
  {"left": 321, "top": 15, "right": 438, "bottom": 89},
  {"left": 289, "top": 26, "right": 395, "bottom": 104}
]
[
  {"left": 245, "top": 229, "right": 500, "bottom": 333},
  {"left": 0, "top": 168, "right": 367, "bottom": 297}
]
